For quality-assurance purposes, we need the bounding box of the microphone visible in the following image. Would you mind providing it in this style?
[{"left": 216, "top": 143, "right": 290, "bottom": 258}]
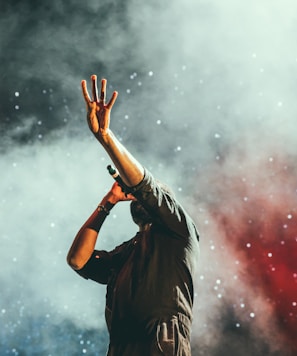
[{"left": 107, "top": 165, "right": 131, "bottom": 194}]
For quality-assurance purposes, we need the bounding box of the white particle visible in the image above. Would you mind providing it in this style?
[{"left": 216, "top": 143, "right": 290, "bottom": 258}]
[
  {"left": 250, "top": 312, "right": 255, "bottom": 318},
  {"left": 269, "top": 157, "right": 274, "bottom": 162},
  {"left": 1, "top": 309, "right": 6, "bottom": 314},
  {"left": 124, "top": 115, "right": 129, "bottom": 120},
  {"left": 137, "top": 81, "right": 142, "bottom": 86},
  {"left": 277, "top": 101, "right": 283, "bottom": 107},
  {"left": 287, "top": 214, "right": 292, "bottom": 219},
  {"left": 204, "top": 220, "right": 209, "bottom": 225},
  {"left": 15, "top": 92, "right": 20, "bottom": 97},
  {"left": 292, "top": 302, "right": 297, "bottom": 307},
  {"left": 268, "top": 252, "right": 272, "bottom": 258},
  {"left": 156, "top": 120, "right": 161, "bottom": 125},
  {"left": 246, "top": 243, "right": 251, "bottom": 248},
  {"left": 130, "top": 72, "right": 137, "bottom": 79},
  {"left": 240, "top": 303, "right": 245, "bottom": 308},
  {"left": 214, "top": 133, "right": 221, "bottom": 138},
  {"left": 182, "top": 65, "right": 187, "bottom": 71},
  {"left": 210, "top": 245, "right": 215, "bottom": 250},
  {"left": 283, "top": 224, "right": 288, "bottom": 229},
  {"left": 126, "top": 89, "right": 131, "bottom": 94},
  {"left": 200, "top": 275, "right": 205, "bottom": 280},
  {"left": 15, "top": 105, "right": 20, "bottom": 110},
  {"left": 243, "top": 196, "right": 248, "bottom": 202},
  {"left": 13, "top": 257, "right": 17, "bottom": 262},
  {"left": 216, "top": 279, "right": 221, "bottom": 285},
  {"left": 42, "top": 89, "right": 47, "bottom": 94},
  {"left": 148, "top": 71, "right": 154, "bottom": 76},
  {"left": 176, "top": 146, "right": 181, "bottom": 151},
  {"left": 50, "top": 222, "right": 55, "bottom": 228},
  {"left": 217, "top": 294, "right": 222, "bottom": 299},
  {"left": 37, "top": 120, "right": 42, "bottom": 125},
  {"left": 236, "top": 323, "right": 240, "bottom": 328},
  {"left": 82, "top": 349, "right": 87, "bottom": 354}
]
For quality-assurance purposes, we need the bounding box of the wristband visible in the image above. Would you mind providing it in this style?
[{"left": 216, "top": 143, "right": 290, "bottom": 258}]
[
  {"left": 97, "top": 202, "right": 115, "bottom": 215},
  {"left": 97, "top": 205, "right": 110, "bottom": 215}
]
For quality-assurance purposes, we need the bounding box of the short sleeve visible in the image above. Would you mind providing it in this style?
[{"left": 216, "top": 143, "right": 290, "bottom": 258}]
[
  {"left": 76, "top": 250, "right": 112, "bottom": 284},
  {"left": 131, "top": 169, "right": 199, "bottom": 242}
]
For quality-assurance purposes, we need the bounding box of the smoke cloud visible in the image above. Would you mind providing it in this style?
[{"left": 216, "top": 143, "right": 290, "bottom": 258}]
[{"left": 1, "top": 0, "right": 296, "bottom": 354}]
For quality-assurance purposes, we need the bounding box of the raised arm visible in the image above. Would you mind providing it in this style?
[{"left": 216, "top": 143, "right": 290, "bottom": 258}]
[
  {"left": 81, "top": 75, "right": 144, "bottom": 187},
  {"left": 67, "top": 182, "right": 135, "bottom": 270}
]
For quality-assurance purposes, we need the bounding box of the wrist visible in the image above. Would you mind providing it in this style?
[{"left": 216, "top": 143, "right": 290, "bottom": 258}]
[
  {"left": 97, "top": 201, "right": 115, "bottom": 215},
  {"left": 103, "top": 191, "right": 119, "bottom": 205},
  {"left": 95, "top": 129, "right": 113, "bottom": 145}
]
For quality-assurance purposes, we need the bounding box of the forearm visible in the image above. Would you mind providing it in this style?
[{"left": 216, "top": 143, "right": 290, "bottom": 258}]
[
  {"left": 98, "top": 130, "right": 144, "bottom": 187},
  {"left": 67, "top": 199, "right": 114, "bottom": 270}
]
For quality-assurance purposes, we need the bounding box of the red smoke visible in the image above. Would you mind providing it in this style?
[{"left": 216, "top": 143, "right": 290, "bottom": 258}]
[{"left": 208, "top": 156, "right": 297, "bottom": 352}]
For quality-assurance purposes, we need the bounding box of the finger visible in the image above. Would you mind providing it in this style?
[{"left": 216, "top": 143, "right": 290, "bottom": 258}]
[
  {"left": 81, "top": 80, "right": 91, "bottom": 104},
  {"left": 91, "top": 75, "right": 99, "bottom": 102},
  {"left": 106, "top": 91, "right": 118, "bottom": 110},
  {"left": 100, "top": 78, "right": 107, "bottom": 103}
]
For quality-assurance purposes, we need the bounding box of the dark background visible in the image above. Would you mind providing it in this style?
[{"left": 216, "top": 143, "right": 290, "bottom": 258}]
[{"left": 1, "top": 0, "right": 297, "bottom": 355}]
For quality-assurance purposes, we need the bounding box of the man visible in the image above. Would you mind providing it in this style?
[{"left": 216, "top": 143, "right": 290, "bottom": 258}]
[{"left": 67, "top": 75, "right": 200, "bottom": 355}]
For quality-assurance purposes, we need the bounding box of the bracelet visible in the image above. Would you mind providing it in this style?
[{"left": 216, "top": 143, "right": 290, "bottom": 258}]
[{"left": 97, "top": 205, "right": 110, "bottom": 215}]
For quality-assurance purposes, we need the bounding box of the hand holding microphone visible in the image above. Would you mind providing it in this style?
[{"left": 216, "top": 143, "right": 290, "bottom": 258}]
[{"left": 107, "top": 165, "right": 132, "bottom": 195}]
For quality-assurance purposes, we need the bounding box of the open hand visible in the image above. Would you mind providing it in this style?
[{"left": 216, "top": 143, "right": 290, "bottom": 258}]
[{"left": 81, "top": 75, "right": 118, "bottom": 139}]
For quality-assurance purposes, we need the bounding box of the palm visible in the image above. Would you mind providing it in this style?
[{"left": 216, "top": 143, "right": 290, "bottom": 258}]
[{"left": 88, "top": 102, "right": 110, "bottom": 135}]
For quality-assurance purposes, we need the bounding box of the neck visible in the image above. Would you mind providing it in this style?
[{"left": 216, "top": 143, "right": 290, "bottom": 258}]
[{"left": 138, "top": 223, "right": 151, "bottom": 232}]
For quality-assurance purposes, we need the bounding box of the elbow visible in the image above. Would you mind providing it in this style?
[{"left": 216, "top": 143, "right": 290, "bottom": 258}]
[{"left": 66, "top": 253, "right": 84, "bottom": 271}]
